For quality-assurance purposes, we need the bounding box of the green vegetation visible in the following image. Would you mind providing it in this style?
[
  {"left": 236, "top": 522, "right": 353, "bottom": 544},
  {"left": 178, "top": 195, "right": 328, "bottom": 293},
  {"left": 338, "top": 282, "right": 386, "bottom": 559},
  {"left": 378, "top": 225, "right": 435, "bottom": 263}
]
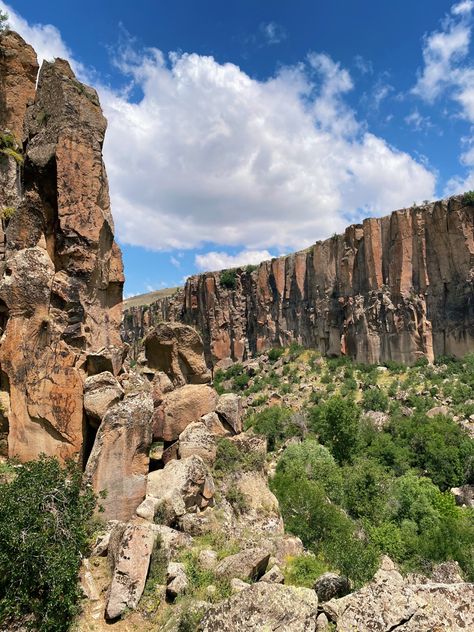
[
  {"left": 245, "top": 264, "right": 258, "bottom": 274},
  {"left": 213, "top": 437, "right": 265, "bottom": 476},
  {"left": 1, "top": 206, "right": 15, "bottom": 221},
  {"left": 220, "top": 350, "right": 474, "bottom": 586},
  {"left": 220, "top": 269, "right": 237, "bottom": 289},
  {"left": 283, "top": 554, "right": 330, "bottom": 587},
  {"left": 462, "top": 190, "right": 474, "bottom": 206},
  {"left": 0, "top": 456, "right": 97, "bottom": 631},
  {"left": 0, "top": 10, "right": 8, "bottom": 32},
  {"left": 0, "top": 132, "right": 23, "bottom": 164}
]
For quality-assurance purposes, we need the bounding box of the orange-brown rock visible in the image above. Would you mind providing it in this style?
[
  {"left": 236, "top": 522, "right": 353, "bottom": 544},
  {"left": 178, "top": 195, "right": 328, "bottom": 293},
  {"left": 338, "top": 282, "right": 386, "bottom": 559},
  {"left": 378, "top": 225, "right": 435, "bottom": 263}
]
[
  {"left": 0, "top": 34, "right": 124, "bottom": 462},
  {"left": 123, "top": 197, "right": 474, "bottom": 366},
  {"left": 152, "top": 384, "right": 219, "bottom": 442},
  {"left": 144, "top": 321, "right": 211, "bottom": 387}
]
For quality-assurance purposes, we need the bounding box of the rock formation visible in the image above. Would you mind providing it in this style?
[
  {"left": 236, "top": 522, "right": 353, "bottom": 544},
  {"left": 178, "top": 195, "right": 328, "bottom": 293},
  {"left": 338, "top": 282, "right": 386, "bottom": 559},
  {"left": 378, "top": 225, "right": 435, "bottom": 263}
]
[
  {"left": 123, "top": 197, "right": 474, "bottom": 366},
  {"left": 0, "top": 32, "right": 124, "bottom": 462}
]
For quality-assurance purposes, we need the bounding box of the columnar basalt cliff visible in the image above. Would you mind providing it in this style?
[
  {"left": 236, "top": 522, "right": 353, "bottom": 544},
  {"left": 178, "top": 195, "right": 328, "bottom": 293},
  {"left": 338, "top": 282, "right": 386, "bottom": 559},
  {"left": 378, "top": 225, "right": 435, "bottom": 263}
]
[
  {"left": 123, "top": 197, "right": 474, "bottom": 366},
  {"left": 0, "top": 32, "right": 124, "bottom": 462}
]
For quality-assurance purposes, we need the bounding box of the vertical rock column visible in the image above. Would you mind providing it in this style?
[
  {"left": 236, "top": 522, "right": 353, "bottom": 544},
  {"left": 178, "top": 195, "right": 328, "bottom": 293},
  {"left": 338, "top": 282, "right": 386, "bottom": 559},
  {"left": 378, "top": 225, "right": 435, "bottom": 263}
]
[{"left": 0, "top": 43, "right": 124, "bottom": 462}]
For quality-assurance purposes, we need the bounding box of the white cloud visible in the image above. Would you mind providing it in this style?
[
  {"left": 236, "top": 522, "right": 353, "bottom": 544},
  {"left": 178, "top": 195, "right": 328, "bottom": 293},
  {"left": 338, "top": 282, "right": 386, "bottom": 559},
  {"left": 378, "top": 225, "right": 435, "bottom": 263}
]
[
  {"left": 101, "top": 46, "right": 435, "bottom": 251},
  {"left": 452, "top": 1, "right": 474, "bottom": 16},
  {"left": 260, "top": 21, "right": 286, "bottom": 45},
  {"left": 0, "top": 1, "right": 86, "bottom": 79},
  {"left": 405, "top": 109, "right": 433, "bottom": 131},
  {"left": 195, "top": 249, "right": 273, "bottom": 272},
  {"left": 170, "top": 256, "right": 181, "bottom": 268},
  {"left": 4, "top": 5, "right": 436, "bottom": 254},
  {"left": 413, "top": 1, "right": 474, "bottom": 120}
]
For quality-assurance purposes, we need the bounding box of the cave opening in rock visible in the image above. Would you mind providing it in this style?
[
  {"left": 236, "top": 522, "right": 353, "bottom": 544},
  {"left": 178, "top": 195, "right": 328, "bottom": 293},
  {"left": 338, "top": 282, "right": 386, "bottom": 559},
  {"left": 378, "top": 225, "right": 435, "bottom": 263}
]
[{"left": 82, "top": 415, "right": 98, "bottom": 471}]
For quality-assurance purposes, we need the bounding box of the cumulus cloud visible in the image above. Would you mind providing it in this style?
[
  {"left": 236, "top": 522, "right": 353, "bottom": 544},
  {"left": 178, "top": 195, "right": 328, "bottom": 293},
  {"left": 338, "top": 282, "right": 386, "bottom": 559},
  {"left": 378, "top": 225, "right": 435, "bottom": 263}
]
[
  {"left": 195, "top": 249, "right": 273, "bottom": 272},
  {"left": 413, "top": 1, "right": 474, "bottom": 119},
  {"left": 4, "top": 4, "right": 436, "bottom": 255},
  {"left": 100, "top": 45, "right": 435, "bottom": 252}
]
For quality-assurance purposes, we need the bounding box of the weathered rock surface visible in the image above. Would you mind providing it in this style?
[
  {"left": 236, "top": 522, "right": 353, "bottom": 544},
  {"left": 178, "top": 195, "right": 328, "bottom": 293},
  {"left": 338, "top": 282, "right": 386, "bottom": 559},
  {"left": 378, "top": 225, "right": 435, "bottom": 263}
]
[
  {"left": 153, "top": 384, "right": 218, "bottom": 441},
  {"left": 137, "top": 455, "right": 214, "bottom": 523},
  {"left": 144, "top": 321, "right": 211, "bottom": 386},
  {"left": 105, "top": 520, "right": 155, "bottom": 620},
  {"left": 216, "top": 393, "right": 243, "bottom": 434},
  {"left": 322, "top": 556, "right": 474, "bottom": 632},
  {"left": 201, "top": 583, "right": 318, "bottom": 632},
  {"left": 214, "top": 547, "right": 270, "bottom": 581},
  {"left": 0, "top": 34, "right": 124, "bottom": 462},
  {"left": 83, "top": 371, "right": 123, "bottom": 423},
  {"left": 313, "top": 572, "right": 350, "bottom": 602},
  {"left": 451, "top": 484, "right": 474, "bottom": 507},
  {"left": 123, "top": 197, "right": 474, "bottom": 366},
  {"left": 84, "top": 392, "right": 154, "bottom": 521},
  {"left": 178, "top": 421, "right": 216, "bottom": 464}
]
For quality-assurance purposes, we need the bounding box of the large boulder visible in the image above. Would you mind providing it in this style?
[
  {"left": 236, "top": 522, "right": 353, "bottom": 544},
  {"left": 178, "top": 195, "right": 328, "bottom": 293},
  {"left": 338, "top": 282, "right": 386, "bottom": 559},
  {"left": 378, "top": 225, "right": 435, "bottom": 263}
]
[
  {"left": 136, "top": 455, "right": 214, "bottom": 523},
  {"left": 83, "top": 371, "right": 123, "bottom": 423},
  {"left": 144, "top": 322, "right": 211, "bottom": 387},
  {"left": 152, "top": 384, "right": 218, "bottom": 441},
  {"left": 84, "top": 392, "right": 154, "bottom": 521},
  {"left": 322, "top": 556, "right": 474, "bottom": 631},
  {"left": 201, "top": 583, "right": 318, "bottom": 631},
  {"left": 314, "top": 572, "right": 350, "bottom": 602},
  {"left": 214, "top": 547, "right": 270, "bottom": 581},
  {"left": 105, "top": 520, "right": 155, "bottom": 620},
  {"left": 216, "top": 393, "right": 243, "bottom": 434},
  {"left": 178, "top": 421, "right": 216, "bottom": 464}
]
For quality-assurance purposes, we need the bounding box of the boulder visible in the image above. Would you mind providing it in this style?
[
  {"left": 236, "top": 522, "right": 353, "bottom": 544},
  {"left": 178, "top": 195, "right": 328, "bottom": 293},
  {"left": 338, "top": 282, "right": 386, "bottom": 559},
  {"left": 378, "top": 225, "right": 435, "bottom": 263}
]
[
  {"left": 322, "top": 556, "right": 474, "bottom": 632},
  {"left": 451, "top": 484, "right": 474, "bottom": 507},
  {"left": 137, "top": 455, "right": 214, "bottom": 524},
  {"left": 153, "top": 384, "right": 218, "bottom": 441},
  {"left": 230, "top": 578, "right": 249, "bottom": 594},
  {"left": 259, "top": 565, "right": 284, "bottom": 584},
  {"left": 201, "top": 583, "right": 318, "bottom": 631},
  {"left": 314, "top": 572, "right": 350, "bottom": 602},
  {"left": 426, "top": 405, "right": 450, "bottom": 418},
  {"left": 198, "top": 549, "right": 218, "bottom": 571},
  {"left": 178, "top": 421, "right": 216, "bottom": 464},
  {"left": 84, "top": 392, "right": 154, "bottom": 521},
  {"left": 144, "top": 322, "right": 211, "bottom": 386},
  {"left": 83, "top": 371, "right": 123, "bottom": 423},
  {"left": 214, "top": 547, "right": 270, "bottom": 581},
  {"left": 216, "top": 393, "right": 243, "bottom": 433},
  {"left": 166, "top": 562, "right": 188, "bottom": 600},
  {"left": 105, "top": 520, "right": 155, "bottom": 620},
  {"left": 201, "top": 411, "right": 230, "bottom": 437}
]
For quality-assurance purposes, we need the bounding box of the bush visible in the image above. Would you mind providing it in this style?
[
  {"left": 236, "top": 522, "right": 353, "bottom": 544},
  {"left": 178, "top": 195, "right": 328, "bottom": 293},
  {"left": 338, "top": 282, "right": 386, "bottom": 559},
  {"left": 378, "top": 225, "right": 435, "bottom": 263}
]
[
  {"left": 0, "top": 456, "right": 96, "bottom": 631},
  {"left": 362, "top": 387, "right": 389, "bottom": 412},
  {"left": 214, "top": 438, "right": 265, "bottom": 476},
  {"left": 268, "top": 347, "right": 285, "bottom": 362},
  {"left": 220, "top": 269, "right": 237, "bottom": 289},
  {"left": 245, "top": 406, "right": 303, "bottom": 450},
  {"left": 308, "top": 396, "right": 360, "bottom": 464},
  {"left": 284, "top": 554, "right": 330, "bottom": 587},
  {"left": 462, "top": 190, "right": 474, "bottom": 206}
]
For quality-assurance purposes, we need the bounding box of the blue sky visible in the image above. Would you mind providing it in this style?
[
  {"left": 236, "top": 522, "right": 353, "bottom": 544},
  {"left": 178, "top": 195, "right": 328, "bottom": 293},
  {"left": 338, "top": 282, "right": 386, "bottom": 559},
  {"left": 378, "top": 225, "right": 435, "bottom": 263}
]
[{"left": 2, "top": 1, "right": 474, "bottom": 296}]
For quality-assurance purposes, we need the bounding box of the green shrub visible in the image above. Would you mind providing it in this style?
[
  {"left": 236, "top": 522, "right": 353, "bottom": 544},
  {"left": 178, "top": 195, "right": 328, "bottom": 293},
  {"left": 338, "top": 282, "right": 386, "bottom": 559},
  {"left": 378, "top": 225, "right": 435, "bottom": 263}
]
[
  {"left": 0, "top": 132, "right": 23, "bottom": 164},
  {"left": 362, "top": 387, "right": 389, "bottom": 412},
  {"left": 226, "top": 485, "right": 248, "bottom": 514},
  {"left": 462, "top": 190, "right": 474, "bottom": 206},
  {"left": 245, "top": 406, "right": 303, "bottom": 450},
  {"left": 220, "top": 269, "right": 237, "bottom": 289},
  {"left": 342, "top": 457, "right": 392, "bottom": 523},
  {"left": 0, "top": 456, "right": 96, "bottom": 631},
  {"left": 1, "top": 206, "right": 15, "bottom": 221},
  {"left": 214, "top": 438, "right": 265, "bottom": 476},
  {"left": 284, "top": 554, "right": 329, "bottom": 587},
  {"left": 268, "top": 347, "right": 285, "bottom": 362},
  {"left": 308, "top": 396, "right": 360, "bottom": 464},
  {"left": 245, "top": 264, "right": 258, "bottom": 274}
]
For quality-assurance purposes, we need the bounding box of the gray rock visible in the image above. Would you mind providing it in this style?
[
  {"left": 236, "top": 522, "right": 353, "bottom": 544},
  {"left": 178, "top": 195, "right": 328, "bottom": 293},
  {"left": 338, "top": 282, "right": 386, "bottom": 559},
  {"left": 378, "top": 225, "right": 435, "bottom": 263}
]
[
  {"left": 216, "top": 393, "right": 243, "bottom": 434},
  {"left": 201, "top": 582, "right": 318, "bottom": 631},
  {"left": 259, "top": 564, "right": 285, "bottom": 584},
  {"left": 314, "top": 572, "right": 350, "bottom": 602},
  {"left": 215, "top": 547, "right": 270, "bottom": 581}
]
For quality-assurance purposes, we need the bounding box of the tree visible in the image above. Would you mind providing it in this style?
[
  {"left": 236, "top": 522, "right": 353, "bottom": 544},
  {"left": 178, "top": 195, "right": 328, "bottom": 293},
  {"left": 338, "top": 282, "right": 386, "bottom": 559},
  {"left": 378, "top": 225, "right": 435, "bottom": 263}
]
[
  {"left": 0, "top": 10, "right": 9, "bottom": 32},
  {"left": 308, "top": 395, "right": 360, "bottom": 464},
  {"left": 0, "top": 456, "right": 96, "bottom": 631}
]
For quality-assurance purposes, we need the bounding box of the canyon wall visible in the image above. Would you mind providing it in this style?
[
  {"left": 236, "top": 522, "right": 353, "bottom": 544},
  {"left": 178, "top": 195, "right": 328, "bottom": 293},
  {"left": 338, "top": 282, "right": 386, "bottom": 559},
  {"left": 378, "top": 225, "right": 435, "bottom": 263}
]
[
  {"left": 123, "top": 197, "right": 474, "bottom": 366},
  {"left": 0, "top": 32, "right": 124, "bottom": 461}
]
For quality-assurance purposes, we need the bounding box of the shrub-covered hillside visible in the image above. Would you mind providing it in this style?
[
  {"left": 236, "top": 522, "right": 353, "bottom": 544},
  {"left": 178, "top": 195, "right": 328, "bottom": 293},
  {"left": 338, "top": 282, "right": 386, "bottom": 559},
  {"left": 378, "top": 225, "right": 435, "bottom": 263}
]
[{"left": 214, "top": 350, "right": 474, "bottom": 585}]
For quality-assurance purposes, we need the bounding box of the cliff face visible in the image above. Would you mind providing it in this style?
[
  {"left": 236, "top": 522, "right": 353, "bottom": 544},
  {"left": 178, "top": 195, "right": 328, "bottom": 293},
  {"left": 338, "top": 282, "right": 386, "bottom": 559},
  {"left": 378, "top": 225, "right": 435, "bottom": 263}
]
[
  {"left": 0, "top": 33, "right": 124, "bottom": 462},
  {"left": 123, "top": 198, "right": 474, "bottom": 366}
]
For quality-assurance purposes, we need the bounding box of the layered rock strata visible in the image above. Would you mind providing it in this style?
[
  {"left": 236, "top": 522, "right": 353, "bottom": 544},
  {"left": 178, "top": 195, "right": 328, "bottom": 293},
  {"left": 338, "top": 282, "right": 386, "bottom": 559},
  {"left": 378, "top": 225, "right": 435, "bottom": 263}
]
[
  {"left": 0, "top": 32, "right": 124, "bottom": 462},
  {"left": 123, "top": 197, "right": 474, "bottom": 366}
]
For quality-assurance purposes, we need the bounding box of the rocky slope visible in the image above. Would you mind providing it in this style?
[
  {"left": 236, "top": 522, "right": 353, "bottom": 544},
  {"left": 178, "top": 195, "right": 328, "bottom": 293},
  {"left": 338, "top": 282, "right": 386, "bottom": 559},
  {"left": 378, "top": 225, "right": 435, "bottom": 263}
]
[
  {"left": 123, "top": 197, "right": 474, "bottom": 366},
  {"left": 0, "top": 32, "right": 124, "bottom": 462}
]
